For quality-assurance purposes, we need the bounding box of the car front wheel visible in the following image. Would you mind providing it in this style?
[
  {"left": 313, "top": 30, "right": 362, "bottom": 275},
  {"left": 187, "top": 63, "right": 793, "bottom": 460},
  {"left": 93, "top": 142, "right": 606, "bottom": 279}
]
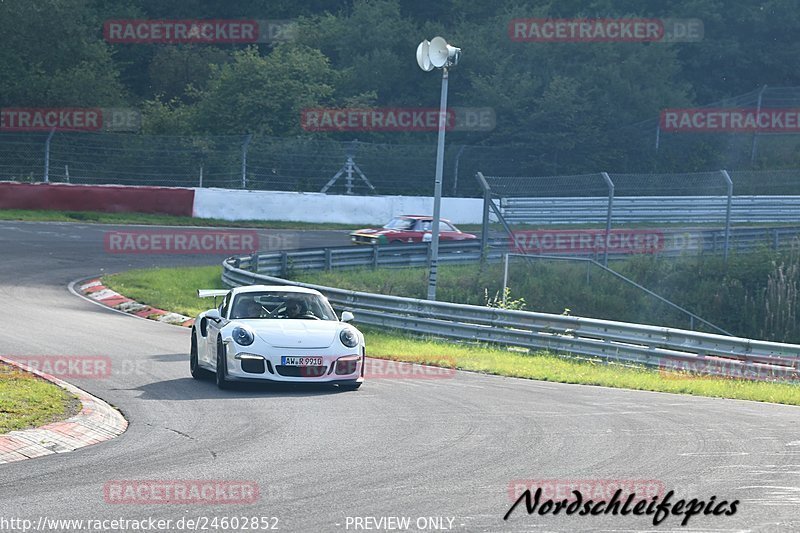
[
  {"left": 215, "top": 339, "right": 229, "bottom": 390},
  {"left": 190, "top": 330, "right": 203, "bottom": 379}
]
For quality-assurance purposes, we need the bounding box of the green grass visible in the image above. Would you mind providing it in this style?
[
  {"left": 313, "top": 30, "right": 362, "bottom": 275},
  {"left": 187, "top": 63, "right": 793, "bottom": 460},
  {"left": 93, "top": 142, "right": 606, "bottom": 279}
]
[
  {"left": 366, "top": 328, "right": 800, "bottom": 405},
  {"left": 0, "top": 362, "right": 80, "bottom": 434},
  {"left": 102, "top": 265, "right": 800, "bottom": 406},
  {"left": 105, "top": 266, "right": 224, "bottom": 318},
  {"left": 0, "top": 208, "right": 361, "bottom": 230}
]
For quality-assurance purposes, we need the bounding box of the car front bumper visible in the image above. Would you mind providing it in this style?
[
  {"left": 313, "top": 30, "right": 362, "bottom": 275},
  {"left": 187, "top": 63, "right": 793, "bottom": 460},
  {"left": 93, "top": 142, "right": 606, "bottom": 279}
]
[{"left": 223, "top": 346, "right": 365, "bottom": 384}]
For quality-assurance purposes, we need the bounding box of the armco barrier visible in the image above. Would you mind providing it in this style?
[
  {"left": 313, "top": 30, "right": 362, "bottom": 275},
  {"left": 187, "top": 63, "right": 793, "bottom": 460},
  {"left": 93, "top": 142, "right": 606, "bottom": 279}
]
[
  {"left": 502, "top": 196, "right": 800, "bottom": 224},
  {"left": 229, "top": 226, "right": 800, "bottom": 279},
  {"left": 0, "top": 182, "right": 195, "bottom": 216},
  {"left": 220, "top": 247, "right": 800, "bottom": 382}
]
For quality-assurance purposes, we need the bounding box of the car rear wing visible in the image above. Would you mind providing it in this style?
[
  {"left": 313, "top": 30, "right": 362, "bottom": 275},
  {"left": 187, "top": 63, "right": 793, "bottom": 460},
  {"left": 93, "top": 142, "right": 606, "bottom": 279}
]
[{"left": 198, "top": 289, "right": 230, "bottom": 298}]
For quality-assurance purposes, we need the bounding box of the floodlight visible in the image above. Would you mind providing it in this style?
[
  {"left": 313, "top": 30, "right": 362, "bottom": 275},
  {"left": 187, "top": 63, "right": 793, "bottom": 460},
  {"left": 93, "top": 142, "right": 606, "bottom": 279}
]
[{"left": 416, "top": 40, "right": 433, "bottom": 71}]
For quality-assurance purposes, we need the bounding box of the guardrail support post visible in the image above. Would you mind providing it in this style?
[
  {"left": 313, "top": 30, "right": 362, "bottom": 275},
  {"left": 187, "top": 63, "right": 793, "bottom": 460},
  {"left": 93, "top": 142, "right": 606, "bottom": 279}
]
[
  {"left": 280, "top": 252, "right": 288, "bottom": 277},
  {"left": 325, "top": 248, "right": 333, "bottom": 271},
  {"left": 250, "top": 252, "right": 259, "bottom": 273},
  {"left": 372, "top": 244, "right": 379, "bottom": 269}
]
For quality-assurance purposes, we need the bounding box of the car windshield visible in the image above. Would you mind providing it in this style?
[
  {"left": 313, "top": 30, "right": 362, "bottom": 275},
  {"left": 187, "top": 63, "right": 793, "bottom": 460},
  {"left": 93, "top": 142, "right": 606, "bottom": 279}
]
[
  {"left": 383, "top": 217, "right": 416, "bottom": 230},
  {"left": 229, "top": 292, "right": 337, "bottom": 321}
]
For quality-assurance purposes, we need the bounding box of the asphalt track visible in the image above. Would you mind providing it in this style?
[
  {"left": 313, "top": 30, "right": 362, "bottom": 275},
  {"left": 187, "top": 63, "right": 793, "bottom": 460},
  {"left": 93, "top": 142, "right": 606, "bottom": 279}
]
[{"left": 0, "top": 220, "right": 798, "bottom": 533}]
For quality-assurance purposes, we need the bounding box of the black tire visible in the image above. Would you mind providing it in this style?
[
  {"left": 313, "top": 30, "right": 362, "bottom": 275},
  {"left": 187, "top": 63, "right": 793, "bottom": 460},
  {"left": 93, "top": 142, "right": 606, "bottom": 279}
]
[
  {"left": 215, "top": 338, "right": 229, "bottom": 390},
  {"left": 190, "top": 329, "right": 203, "bottom": 379}
]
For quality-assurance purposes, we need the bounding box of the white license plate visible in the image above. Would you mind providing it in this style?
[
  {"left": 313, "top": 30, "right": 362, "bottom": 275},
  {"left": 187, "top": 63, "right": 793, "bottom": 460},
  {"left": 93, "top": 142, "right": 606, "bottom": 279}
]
[{"left": 282, "top": 356, "right": 323, "bottom": 366}]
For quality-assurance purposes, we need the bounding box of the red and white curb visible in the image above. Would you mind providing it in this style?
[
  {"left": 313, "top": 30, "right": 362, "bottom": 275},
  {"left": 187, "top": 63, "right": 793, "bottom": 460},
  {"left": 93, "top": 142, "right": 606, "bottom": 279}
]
[
  {"left": 0, "top": 356, "right": 128, "bottom": 464},
  {"left": 78, "top": 279, "right": 194, "bottom": 327}
]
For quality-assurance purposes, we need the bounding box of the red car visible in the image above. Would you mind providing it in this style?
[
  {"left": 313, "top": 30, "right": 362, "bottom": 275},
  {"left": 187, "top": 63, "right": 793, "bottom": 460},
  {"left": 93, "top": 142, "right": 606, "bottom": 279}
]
[{"left": 350, "top": 215, "right": 478, "bottom": 245}]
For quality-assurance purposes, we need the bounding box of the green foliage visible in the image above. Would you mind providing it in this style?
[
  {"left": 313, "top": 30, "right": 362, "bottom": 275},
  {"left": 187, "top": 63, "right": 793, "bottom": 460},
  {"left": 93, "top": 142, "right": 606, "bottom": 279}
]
[
  {"left": 484, "top": 287, "right": 527, "bottom": 310},
  {"left": 190, "top": 45, "right": 336, "bottom": 135},
  {"left": 2, "top": 1, "right": 800, "bottom": 170}
]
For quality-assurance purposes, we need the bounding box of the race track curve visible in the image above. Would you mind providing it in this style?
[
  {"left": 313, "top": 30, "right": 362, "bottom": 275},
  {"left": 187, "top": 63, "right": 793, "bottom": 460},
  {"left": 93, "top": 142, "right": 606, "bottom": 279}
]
[{"left": 0, "top": 220, "right": 798, "bottom": 532}]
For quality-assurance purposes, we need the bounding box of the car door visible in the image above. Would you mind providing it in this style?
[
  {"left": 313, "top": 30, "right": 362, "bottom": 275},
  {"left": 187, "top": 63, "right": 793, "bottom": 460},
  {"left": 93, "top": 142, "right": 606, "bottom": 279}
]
[
  {"left": 204, "top": 293, "right": 230, "bottom": 367},
  {"left": 416, "top": 219, "right": 432, "bottom": 243},
  {"left": 439, "top": 221, "right": 462, "bottom": 241}
]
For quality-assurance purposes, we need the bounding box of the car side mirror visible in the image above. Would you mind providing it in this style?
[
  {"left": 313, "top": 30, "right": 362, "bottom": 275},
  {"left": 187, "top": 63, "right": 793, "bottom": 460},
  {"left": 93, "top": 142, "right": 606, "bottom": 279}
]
[
  {"left": 341, "top": 311, "right": 355, "bottom": 322},
  {"left": 206, "top": 309, "right": 222, "bottom": 322}
]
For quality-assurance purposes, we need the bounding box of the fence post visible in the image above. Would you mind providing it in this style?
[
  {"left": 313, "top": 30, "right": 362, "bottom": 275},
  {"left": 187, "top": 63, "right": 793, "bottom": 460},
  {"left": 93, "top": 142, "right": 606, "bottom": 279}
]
[
  {"left": 601, "top": 172, "right": 615, "bottom": 267},
  {"left": 44, "top": 129, "right": 55, "bottom": 183},
  {"left": 199, "top": 163, "right": 204, "bottom": 188},
  {"left": 750, "top": 85, "right": 767, "bottom": 165},
  {"left": 720, "top": 170, "right": 733, "bottom": 263},
  {"left": 453, "top": 145, "right": 466, "bottom": 195},
  {"left": 476, "top": 172, "right": 493, "bottom": 262},
  {"left": 241, "top": 134, "right": 253, "bottom": 189}
]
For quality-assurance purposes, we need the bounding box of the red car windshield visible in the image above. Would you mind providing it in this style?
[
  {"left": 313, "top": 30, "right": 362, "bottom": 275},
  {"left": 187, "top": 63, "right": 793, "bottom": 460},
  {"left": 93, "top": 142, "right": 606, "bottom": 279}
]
[{"left": 383, "top": 217, "right": 416, "bottom": 230}]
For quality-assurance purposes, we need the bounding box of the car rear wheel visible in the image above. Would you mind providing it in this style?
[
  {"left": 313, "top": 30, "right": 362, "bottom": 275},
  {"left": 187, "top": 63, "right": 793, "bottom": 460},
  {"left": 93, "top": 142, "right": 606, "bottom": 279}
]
[{"left": 215, "top": 339, "right": 229, "bottom": 390}]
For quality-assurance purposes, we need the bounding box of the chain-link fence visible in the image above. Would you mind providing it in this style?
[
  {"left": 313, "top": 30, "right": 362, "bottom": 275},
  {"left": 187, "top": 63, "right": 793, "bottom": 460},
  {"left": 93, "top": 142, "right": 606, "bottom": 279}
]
[
  {"left": 3, "top": 119, "right": 800, "bottom": 198},
  {"left": 613, "top": 86, "right": 800, "bottom": 172},
  {"left": 0, "top": 131, "right": 565, "bottom": 198}
]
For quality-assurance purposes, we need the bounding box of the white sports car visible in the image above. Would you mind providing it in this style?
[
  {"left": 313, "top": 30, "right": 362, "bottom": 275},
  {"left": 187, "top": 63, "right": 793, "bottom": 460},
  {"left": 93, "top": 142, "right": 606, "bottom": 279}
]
[{"left": 190, "top": 285, "right": 365, "bottom": 390}]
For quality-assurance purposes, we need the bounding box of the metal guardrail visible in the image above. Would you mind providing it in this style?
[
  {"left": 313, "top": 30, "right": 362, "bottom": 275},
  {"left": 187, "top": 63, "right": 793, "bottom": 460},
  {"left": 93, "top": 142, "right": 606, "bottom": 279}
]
[
  {"left": 231, "top": 241, "right": 502, "bottom": 276},
  {"left": 231, "top": 227, "right": 800, "bottom": 279},
  {"left": 502, "top": 196, "right": 800, "bottom": 224},
  {"left": 221, "top": 244, "right": 800, "bottom": 382}
]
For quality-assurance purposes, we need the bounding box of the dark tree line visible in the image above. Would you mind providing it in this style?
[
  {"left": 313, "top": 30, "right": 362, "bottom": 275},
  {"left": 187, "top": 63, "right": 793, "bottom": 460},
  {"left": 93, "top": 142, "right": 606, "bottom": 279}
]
[{"left": 2, "top": 0, "right": 800, "bottom": 173}]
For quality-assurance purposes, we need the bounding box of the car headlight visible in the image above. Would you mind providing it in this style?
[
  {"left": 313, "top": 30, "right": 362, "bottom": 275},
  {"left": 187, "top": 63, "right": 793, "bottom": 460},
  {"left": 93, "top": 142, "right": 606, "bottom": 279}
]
[
  {"left": 340, "top": 328, "right": 359, "bottom": 348},
  {"left": 232, "top": 326, "right": 254, "bottom": 346}
]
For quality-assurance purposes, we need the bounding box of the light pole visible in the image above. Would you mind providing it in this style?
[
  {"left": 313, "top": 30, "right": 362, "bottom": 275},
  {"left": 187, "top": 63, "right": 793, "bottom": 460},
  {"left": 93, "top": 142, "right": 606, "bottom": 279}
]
[{"left": 417, "top": 36, "right": 461, "bottom": 300}]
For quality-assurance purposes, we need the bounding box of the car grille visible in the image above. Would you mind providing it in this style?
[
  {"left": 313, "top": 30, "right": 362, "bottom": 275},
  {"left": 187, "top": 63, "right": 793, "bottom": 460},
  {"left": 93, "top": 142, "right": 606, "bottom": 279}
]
[
  {"left": 275, "top": 365, "right": 328, "bottom": 377},
  {"left": 351, "top": 234, "right": 377, "bottom": 244}
]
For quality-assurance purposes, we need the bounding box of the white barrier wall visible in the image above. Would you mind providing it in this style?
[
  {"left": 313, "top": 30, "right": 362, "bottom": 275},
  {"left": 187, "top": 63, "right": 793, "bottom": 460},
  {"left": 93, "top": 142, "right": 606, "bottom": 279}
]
[{"left": 192, "top": 188, "right": 485, "bottom": 224}]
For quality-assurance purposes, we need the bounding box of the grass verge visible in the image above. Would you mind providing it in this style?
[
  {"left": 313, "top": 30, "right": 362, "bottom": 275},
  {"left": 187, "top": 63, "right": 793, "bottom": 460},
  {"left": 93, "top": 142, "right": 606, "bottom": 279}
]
[
  {"left": 0, "top": 208, "right": 360, "bottom": 230},
  {"left": 103, "top": 266, "right": 800, "bottom": 406},
  {"left": 0, "top": 361, "right": 80, "bottom": 434}
]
